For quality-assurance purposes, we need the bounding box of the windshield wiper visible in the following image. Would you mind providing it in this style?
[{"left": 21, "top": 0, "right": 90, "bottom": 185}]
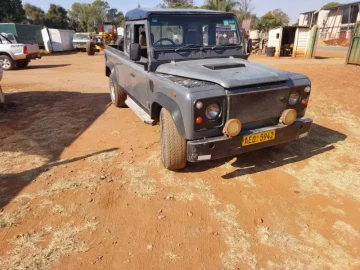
[
  {"left": 175, "top": 44, "right": 203, "bottom": 52},
  {"left": 211, "top": 43, "right": 242, "bottom": 50}
]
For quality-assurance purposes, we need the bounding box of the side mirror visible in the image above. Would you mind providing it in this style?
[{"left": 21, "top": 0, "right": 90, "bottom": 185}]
[
  {"left": 247, "top": 39, "right": 253, "bottom": 54},
  {"left": 130, "top": 43, "right": 141, "bottom": 62}
]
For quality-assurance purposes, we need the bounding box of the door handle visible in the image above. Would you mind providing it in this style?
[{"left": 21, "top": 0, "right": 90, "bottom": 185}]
[{"left": 130, "top": 72, "right": 135, "bottom": 78}]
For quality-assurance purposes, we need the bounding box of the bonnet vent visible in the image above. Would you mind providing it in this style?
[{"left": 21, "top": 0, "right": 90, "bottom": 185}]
[{"left": 203, "top": 62, "right": 246, "bottom": 70}]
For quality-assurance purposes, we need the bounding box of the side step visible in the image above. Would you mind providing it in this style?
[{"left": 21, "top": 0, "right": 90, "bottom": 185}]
[{"left": 125, "top": 98, "right": 154, "bottom": 125}]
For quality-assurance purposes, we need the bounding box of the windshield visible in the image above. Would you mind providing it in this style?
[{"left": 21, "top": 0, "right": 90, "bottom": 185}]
[
  {"left": 73, "top": 34, "right": 91, "bottom": 40},
  {"left": 149, "top": 15, "right": 241, "bottom": 49}
]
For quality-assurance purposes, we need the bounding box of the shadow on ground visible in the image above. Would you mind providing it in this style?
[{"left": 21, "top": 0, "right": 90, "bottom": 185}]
[
  {"left": 0, "top": 91, "right": 115, "bottom": 209},
  {"left": 24, "top": 64, "right": 71, "bottom": 70},
  {"left": 185, "top": 124, "right": 347, "bottom": 177}
]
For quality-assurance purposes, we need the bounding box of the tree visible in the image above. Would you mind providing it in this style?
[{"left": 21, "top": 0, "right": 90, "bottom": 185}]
[
  {"left": 24, "top": 3, "right": 45, "bottom": 25},
  {"left": 106, "top": 8, "right": 124, "bottom": 26},
  {"left": 321, "top": 2, "right": 341, "bottom": 9},
  {"left": 159, "top": 0, "right": 194, "bottom": 8},
  {"left": 68, "top": 2, "right": 93, "bottom": 31},
  {"left": 258, "top": 9, "right": 290, "bottom": 31},
  {"left": 202, "top": 0, "right": 238, "bottom": 12},
  {"left": 45, "top": 4, "right": 69, "bottom": 29},
  {"left": 236, "top": 0, "right": 252, "bottom": 22},
  {"left": 0, "top": 0, "right": 26, "bottom": 23},
  {"left": 91, "top": 0, "right": 110, "bottom": 29}
]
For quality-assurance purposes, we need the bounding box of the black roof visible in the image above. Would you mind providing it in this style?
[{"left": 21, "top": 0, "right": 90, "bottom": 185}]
[{"left": 125, "top": 8, "right": 233, "bottom": 21}]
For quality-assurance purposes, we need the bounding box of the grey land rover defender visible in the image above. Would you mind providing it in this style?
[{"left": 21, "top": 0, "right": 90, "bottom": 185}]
[{"left": 104, "top": 8, "right": 313, "bottom": 170}]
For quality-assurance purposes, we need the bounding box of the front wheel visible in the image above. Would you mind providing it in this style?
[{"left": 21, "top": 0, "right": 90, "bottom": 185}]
[{"left": 160, "top": 108, "right": 187, "bottom": 170}]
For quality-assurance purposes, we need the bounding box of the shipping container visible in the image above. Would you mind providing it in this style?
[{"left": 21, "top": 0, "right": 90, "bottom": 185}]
[
  {"left": 0, "top": 23, "right": 44, "bottom": 46},
  {"left": 41, "top": 28, "right": 75, "bottom": 52},
  {"left": 268, "top": 26, "right": 311, "bottom": 57}
]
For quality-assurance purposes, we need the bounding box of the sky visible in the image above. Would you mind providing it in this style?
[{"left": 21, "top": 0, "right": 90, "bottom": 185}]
[{"left": 26, "top": 0, "right": 352, "bottom": 23}]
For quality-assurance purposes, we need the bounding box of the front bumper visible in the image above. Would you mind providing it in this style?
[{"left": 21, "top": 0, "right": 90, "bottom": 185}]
[{"left": 187, "top": 118, "right": 313, "bottom": 162}]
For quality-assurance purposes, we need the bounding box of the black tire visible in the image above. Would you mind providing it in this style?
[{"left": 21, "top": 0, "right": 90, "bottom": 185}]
[
  {"left": 86, "top": 41, "right": 95, "bottom": 55},
  {"left": 109, "top": 74, "right": 126, "bottom": 107},
  {"left": 16, "top": 61, "right": 29, "bottom": 68},
  {"left": 0, "top": 55, "right": 15, "bottom": 70},
  {"left": 160, "top": 108, "right": 187, "bottom": 170}
]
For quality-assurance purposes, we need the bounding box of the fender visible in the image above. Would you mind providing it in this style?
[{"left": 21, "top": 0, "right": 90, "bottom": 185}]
[
  {"left": 152, "top": 92, "right": 186, "bottom": 138},
  {"left": 0, "top": 50, "right": 15, "bottom": 60},
  {"left": 105, "top": 60, "right": 115, "bottom": 77}
]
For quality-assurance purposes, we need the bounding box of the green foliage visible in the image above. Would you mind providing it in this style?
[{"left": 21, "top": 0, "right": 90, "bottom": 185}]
[
  {"left": 257, "top": 9, "right": 290, "bottom": 31},
  {"left": 45, "top": 4, "right": 68, "bottom": 29},
  {"left": 0, "top": 0, "right": 26, "bottom": 23},
  {"left": 202, "top": 0, "right": 238, "bottom": 12},
  {"left": 24, "top": 3, "right": 45, "bottom": 25},
  {"left": 68, "top": 3, "right": 93, "bottom": 32},
  {"left": 68, "top": 0, "right": 123, "bottom": 32},
  {"left": 159, "top": 0, "right": 195, "bottom": 8},
  {"left": 321, "top": 2, "right": 341, "bottom": 9},
  {"left": 91, "top": 0, "right": 110, "bottom": 30},
  {"left": 106, "top": 8, "right": 125, "bottom": 26}
]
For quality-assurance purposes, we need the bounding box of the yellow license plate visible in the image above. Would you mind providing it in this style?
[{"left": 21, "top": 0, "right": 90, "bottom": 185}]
[{"left": 242, "top": 130, "right": 276, "bottom": 146}]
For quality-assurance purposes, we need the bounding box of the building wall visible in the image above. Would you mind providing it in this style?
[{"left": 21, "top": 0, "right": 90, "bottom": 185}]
[
  {"left": 268, "top": 28, "right": 281, "bottom": 51},
  {"left": 294, "top": 28, "right": 310, "bottom": 56},
  {"left": 299, "top": 13, "right": 312, "bottom": 26}
]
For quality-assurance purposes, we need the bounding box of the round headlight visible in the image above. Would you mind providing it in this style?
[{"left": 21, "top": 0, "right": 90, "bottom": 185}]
[
  {"left": 205, "top": 103, "right": 221, "bottom": 119},
  {"left": 304, "top": 86, "right": 311, "bottom": 93},
  {"left": 289, "top": 91, "right": 300, "bottom": 105}
]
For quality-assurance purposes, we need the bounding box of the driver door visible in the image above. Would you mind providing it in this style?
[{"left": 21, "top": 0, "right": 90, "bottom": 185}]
[{"left": 128, "top": 23, "right": 150, "bottom": 111}]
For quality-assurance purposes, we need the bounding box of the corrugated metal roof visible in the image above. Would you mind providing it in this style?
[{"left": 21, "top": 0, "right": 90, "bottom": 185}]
[{"left": 324, "top": 1, "right": 360, "bottom": 10}]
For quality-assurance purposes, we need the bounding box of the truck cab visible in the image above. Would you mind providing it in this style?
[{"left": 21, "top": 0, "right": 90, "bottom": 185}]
[{"left": 104, "top": 8, "right": 313, "bottom": 170}]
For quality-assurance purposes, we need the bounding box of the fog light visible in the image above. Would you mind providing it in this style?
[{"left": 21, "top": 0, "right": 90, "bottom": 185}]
[
  {"left": 280, "top": 109, "right": 297, "bottom": 125},
  {"left": 223, "top": 119, "right": 242, "bottom": 137}
]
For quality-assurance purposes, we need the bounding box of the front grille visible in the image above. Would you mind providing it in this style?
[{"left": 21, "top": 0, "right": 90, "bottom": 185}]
[{"left": 227, "top": 88, "right": 289, "bottom": 124}]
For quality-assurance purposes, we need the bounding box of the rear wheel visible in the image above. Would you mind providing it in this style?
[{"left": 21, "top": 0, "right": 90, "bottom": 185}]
[
  {"left": 0, "top": 55, "right": 15, "bottom": 70},
  {"left": 86, "top": 41, "right": 95, "bottom": 55},
  {"left": 160, "top": 108, "right": 187, "bottom": 170},
  {"left": 109, "top": 74, "right": 126, "bottom": 107},
  {"left": 16, "top": 61, "right": 29, "bottom": 68}
]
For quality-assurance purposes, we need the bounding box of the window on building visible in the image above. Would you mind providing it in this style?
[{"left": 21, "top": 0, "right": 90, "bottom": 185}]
[{"left": 342, "top": 5, "right": 360, "bottom": 24}]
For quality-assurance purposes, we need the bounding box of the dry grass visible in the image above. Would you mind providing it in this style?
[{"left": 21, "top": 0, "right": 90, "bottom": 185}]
[
  {"left": 214, "top": 205, "right": 256, "bottom": 270},
  {"left": 0, "top": 202, "right": 30, "bottom": 228},
  {"left": 257, "top": 225, "right": 360, "bottom": 269},
  {"left": 86, "top": 151, "right": 119, "bottom": 163},
  {"left": 0, "top": 222, "right": 97, "bottom": 270}
]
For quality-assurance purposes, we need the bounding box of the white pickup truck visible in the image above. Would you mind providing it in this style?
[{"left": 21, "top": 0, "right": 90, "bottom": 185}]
[{"left": 0, "top": 33, "right": 42, "bottom": 70}]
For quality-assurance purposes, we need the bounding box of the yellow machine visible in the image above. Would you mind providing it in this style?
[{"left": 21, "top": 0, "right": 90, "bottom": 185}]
[{"left": 86, "top": 22, "right": 117, "bottom": 55}]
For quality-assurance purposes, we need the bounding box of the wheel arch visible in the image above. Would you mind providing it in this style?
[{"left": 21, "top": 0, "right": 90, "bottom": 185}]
[{"left": 151, "top": 93, "right": 186, "bottom": 138}]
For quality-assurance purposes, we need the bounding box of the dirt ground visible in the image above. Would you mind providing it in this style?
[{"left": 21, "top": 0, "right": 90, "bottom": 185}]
[{"left": 0, "top": 52, "right": 359, "bottom": 270}]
